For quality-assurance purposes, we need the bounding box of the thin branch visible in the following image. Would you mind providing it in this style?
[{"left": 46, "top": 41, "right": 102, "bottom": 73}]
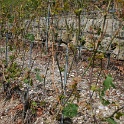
[{"left": 107, "top": 105, "right": 124, "bottom": 118}]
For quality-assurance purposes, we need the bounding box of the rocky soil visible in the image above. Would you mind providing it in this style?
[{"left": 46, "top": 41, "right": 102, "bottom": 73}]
[{"left": 0, "top": 43, "right": 124, "bottom": 124}]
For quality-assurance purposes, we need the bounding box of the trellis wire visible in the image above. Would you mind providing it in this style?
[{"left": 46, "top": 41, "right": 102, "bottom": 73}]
[
  {"left": 5, "top": 33, "right": 8, "bottom": 67},
  {"left": 29, "top": 41, "right": 33, "bottom": 68}
]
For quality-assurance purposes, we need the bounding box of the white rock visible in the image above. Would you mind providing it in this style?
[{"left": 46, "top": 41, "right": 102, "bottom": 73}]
[
  {"left": 98, "top": 105, "right": 105, "bottom": 110},
  {"left": 96, "top": 109, "right": 100, "bottom": 113}
]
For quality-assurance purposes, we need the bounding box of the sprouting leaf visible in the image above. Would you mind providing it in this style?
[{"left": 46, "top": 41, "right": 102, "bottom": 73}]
[
  {"left": 25, "top": 33, "right": 35, "bottom": 41},
  {"left": 58, "top": 95, "right": 65, "bottom": 101},
  {"left": 96, "top": 53, "right": 104, "bottom": 59},
  {"left": 62, "top": 103, "right": 78, "bottom": 118},
  {"left": 91, "top": 84, "right": 98, "bottom": 91},
  {"left": 74, "top": 8, "right": 82, "bottom": 16},
  {"left": 106, "top": 117, "right": 117, "bottom": 124},
  {"left": 31, "top": 101, "right": 37, "bottom": 114}
]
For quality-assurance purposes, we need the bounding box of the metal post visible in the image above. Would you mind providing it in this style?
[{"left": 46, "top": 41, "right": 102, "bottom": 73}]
[
  {"left": 63, "top": 44, "right": 68, "bottom": 94},
  {"left": 46, "top": 1, "right": 50, "bottom": 53}
]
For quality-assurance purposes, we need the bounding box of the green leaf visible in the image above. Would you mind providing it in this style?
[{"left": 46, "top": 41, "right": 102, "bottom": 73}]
[
  {"left": 9, "top": 55, "right": 16, "bottom": 61},
  {"left": 23, "top": 78, "right": 32, "bottom": 86},
  {"left": 34, "top": 68, "right": 40, "bottom": 72},
  {"left": 122, "top": 26, "right": 124, "bottom": 30},
  {"left": 32, "top": 101, "right": 37, "bottom": 107},
  {"left": 103, "top": 75, "right": 115, "bottom": 91},
  {"left": 25, "top": 34, "right": 35, "bottom": 41},
  {"left": 62, "top": 103, "right": 78, "bottom": 118},
  {"left": 60, "top": 67, "right": 64, "bottom": 72},
  {"left": 24, "top": 79, "right": 29, "bottom": 84},
  {"left": 101, "top": 90, "right": 105, "bottom": 96},
  {"left": 29, "top": 79, "right": 33, "bottom": 86},
  {"left": 36, "top": 72, "right": 43, "bottom": 82},
  {"left": 101, "top": 98, "right": 110, "bottom": 106},
  {"left": 97, "top": 29, "right": 101, "bottom": 35},
  {"left": 115, "top": 112, "right": 124, "bottom": 120},
  {"left": 31, "top": 107, "right": 36, "bottom": 114},
  {"left": 40, "top": 101, "right": 47, "bottom": 106},
  {"left": 9, "top": 45, "right": 13, "bottom": 51},
  {"left": 106, "top": 118, "right": 117, "bottom": 124}
]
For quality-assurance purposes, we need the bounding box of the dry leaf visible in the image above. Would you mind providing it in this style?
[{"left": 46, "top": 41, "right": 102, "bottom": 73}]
[
  {"left": 17, "top": 119, "right": 23, "bottom": 124},
  {"left": 117, "top": 66, "right": 124, "bottom": 75},
  {"left": 15, "top": 104, "right": 23, "bottom": 111},
  {"left": 78, "top": 101, "right": 87, "bottom": 107},
  {"left": 105, "top": 90, "right": 109, "bottom": 96},
  {"left": 36, "top": 108, "right": 43, "bottom": 117}
]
